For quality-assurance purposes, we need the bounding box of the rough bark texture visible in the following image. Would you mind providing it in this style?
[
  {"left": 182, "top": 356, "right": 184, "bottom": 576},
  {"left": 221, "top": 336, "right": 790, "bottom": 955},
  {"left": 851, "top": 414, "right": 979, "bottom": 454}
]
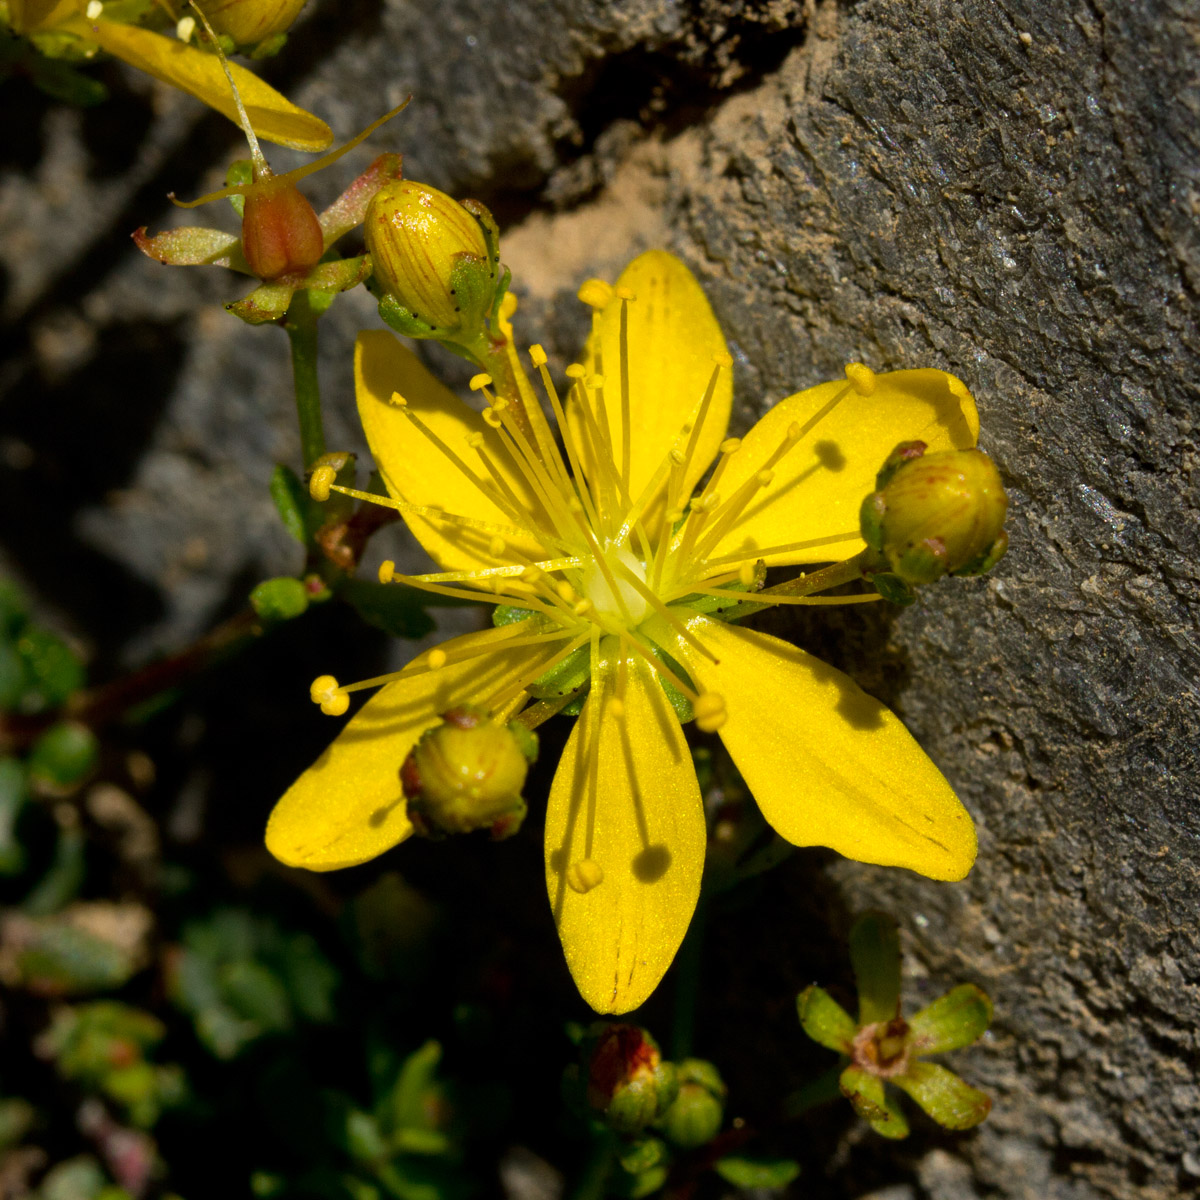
[{"left": 2, "top": 1, "right": 1197, "bottom": 1197}]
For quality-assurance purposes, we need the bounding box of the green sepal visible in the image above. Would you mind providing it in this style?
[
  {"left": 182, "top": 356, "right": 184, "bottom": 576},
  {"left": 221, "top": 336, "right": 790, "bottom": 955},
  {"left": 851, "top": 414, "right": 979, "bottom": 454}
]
[
  {"left": 249, "top": 31, "right": 288, "bottom": 59},
  {"left": 839, "top": 1066, "right": 909, "bottom": 1139},
  {"left": 249, "top": 577, "right": 309, "bottom": 624},
  {"left": 27, "top": 721, "right": 98, "bottom": 788},
  {"left": 225, "top": 159, "right": 254, "bottom": 218},
  {"left": 953, "top": 529, "right": 1009, "bottom": 577},
  {"left": 645, "top": 643, "right": 694, "bottom": 723},
  {"left": 714, "top": 1154, "right": 801, "bottom": 1189},
  {"left": 849, "top": 912, "right": 902, "bottom": 1026},
  {"left": 617, "top": 1136, "right": 668, "bottom": 1176},
  {"left": 508, "top": 723, "right": 539, "bottom": 765},
  {"left": 908, "top": 983, "right": 993, "bottom": 1054},
  {"left": 892, "top": 1060, "right": 991, "bottom": 1130},
  {"left": 133, "top": 223, "right": 250, "bottom": 271},
  {"left": 377, "top": 293, "right": 438, "bottom": 339},
  {"left": 304, "top": 256, "right": 372, "bottom": 297},
  {"left": 859, "top": 491, "right": 886, "bottom": 552},
  {"left": 492, "top": 605, "right": 535, "bottom": 627},
  {"left": 796, "top": 985, "right": 857, "bottom": 1054},
  {"left": 227, "top": 281, "right": 296, "bottom": 325},
  {"left": 528, "top": 644, "right": 591, "bottom": 700},
  {"left": 655, "top": 1060, "right": 725, "bottom": 1149},
  {"left": 341, "top": 580, "right": 436, "bottom": 641},
  {"left": 870, "top": 572, "right": 917, "bottom": 606},
  {"left": 447, "top": 252, "right": 496, "bottom": 336}
]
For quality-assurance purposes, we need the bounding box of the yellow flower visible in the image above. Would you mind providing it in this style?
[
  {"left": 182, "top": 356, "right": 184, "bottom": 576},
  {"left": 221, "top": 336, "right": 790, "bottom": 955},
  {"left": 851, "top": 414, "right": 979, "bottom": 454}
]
[
  {"left": 266, "top": 251, "right": 982, "bottom": 1014},
  {"left": 7, "top": 0, "right": 329, "bottom": 151}
]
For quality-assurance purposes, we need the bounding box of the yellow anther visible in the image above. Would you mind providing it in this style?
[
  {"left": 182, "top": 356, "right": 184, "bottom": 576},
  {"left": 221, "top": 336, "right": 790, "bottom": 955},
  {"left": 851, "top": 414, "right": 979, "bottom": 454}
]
[
  {"left": 667, "top": 509, "right": 685, "bottom": 524},
  {"left": 577, "top": 279, "right": 614, "bottom": 310},
  {"left": 176, "top": 14, "right": 196, "bottom": 41},
  {"left": 556, "top": 581, "right": 576, "bottom": 602},
  {"left": 786, "top": 421, "right": 802, "bottom": 441},
  {"left": 567, "top": 496, "right": 584, "bottom": 514},
  {"left": 607, "top": 697, "right": 625, "bottom": 719},
  {"left": 529, "top": 344, "right": 549, "bottom": 367},
  {"left": 713, "top": 350, "right": 734, "bottom": 368},
  {"left": 469, "top": 373, "right": 493, "bottom": 392},
  {"left": 492, "top": 396, "right": 509, "bottom": 411},
  {"left": 573, "top": 599, "right": 593, "bottom": 616},
  {"left": 521, "top": 565, "right": 543, "bottom": 581},
  {"left": 310, "top": 674, "right": 340, "bottom": 704},
  {"left": 427, "top": 648, "right": 447, "bottom": 670},
  {"left": 309, "top": 466, "right": 336, "bottom": 502},
  {"left": 85, "top": 0, "right": 103, "bottom": 17},
  {"left": 720, "top": 438, "right": 742, "bottom": 455},
  {"left": 488, "top": 535, "right": 506, "bottom": 557},
  {"left": 738, "top": 561, "right": 756, "bottom": 587},
  {"left": 696, "top": 493, "right": 721, "bottom": 512},
  {"left": 378, "top": 560, "right": 396, "bottom": 584},
  {"left": 693, "top": 691, "right": 727, "bottom": 733},
  {"left": 565, "top": 363, "right": 586, "bottom": 380},
  {"left": 567, "top": 858, "right": 605, "bottom": 894},
  {"left": 321, "top": 693, "right": 349, "bottom": 717},
  {"left": 466, "top": 432, "right": 484, "bottom": 449},
  {"left": 482, "top": 408, "right": 502, "bottom": 428},
  {"left": 757, "top": 468, "right": 775, "bottom": 487},
  {"left": 845, "top": 362, "right": 877, "bottom": 396},
  {"left": 615, "top": 286, "right": 637, "bottom": 301},
  {"left": 387, "top": 391, "right": 408, "bottom": 408},
  {"left": 587, "top": 374, "right": 605, "bottom": 390},
  {"left": 670, "top": 448, "right": 686, "bottom": 465}
]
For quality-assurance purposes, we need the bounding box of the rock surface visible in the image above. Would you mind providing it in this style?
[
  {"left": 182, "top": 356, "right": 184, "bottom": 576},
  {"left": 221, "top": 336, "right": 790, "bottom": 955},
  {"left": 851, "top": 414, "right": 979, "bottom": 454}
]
[{"left": 2, "top": 1, "right": 1197, "bottom": 1197}]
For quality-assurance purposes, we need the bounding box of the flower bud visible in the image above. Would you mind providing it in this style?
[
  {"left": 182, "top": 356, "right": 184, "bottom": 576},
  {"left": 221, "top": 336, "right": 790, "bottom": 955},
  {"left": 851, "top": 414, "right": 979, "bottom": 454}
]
[
  {"left": 583, "top": 1024, "right": 678, "bottom": 1135},
  {"left": 194, "top": 0, "right": 308, "bottom": 47},
  {"left": 860, "top": 443, "right": 1008, "bottom": 586},
  {"left": 655, "top": 1059, "right": 726, "bottom": 1149},
  {"left": 240, "top": 178, "right": 325, "bottom": 281},
  {"left": 365, "top": 181, "right": 505, "bottom": 344},
  {"left": 400, "top": 707, "right": 535, "bottom": 840}
]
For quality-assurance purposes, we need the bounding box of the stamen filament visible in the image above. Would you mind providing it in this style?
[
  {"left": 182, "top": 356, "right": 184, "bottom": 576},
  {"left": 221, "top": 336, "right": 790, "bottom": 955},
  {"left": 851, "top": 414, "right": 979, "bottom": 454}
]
[{"left": 613, "top": 561, "right": 719, "bottom": 663}]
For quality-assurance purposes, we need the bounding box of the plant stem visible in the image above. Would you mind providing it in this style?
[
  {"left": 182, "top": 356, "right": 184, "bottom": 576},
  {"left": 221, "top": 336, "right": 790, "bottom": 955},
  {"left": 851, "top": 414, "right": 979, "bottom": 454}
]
[
  {"left": 569, "top": 1133, "right": 617, "bottom": 1200},
  {"left": 284, "top": 290, "right": 326, "bottom": 469}
]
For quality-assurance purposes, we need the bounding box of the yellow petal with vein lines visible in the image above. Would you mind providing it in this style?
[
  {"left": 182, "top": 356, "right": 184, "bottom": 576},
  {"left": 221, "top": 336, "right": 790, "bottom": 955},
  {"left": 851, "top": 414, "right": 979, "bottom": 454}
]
[
  {"left": 710, "top": 369, "right": 979, "bottom": 567},
  {"left": 666, "top": 615, "right": 976, "bottom": 881},
  {"left": 356, "top": 330, "right": 551, "bottom": 574},
  {"left": 60, "top": 17, "right": 332, "bottom": 152},
  {"left": 545, "top": 652, "right": 705, "bottom": 1014},
  {"left": 266, "top": 624, "right": 560, "bottom": 871},
  {"left": 574, "top": 250, "right": 732, "bottom": 517}
]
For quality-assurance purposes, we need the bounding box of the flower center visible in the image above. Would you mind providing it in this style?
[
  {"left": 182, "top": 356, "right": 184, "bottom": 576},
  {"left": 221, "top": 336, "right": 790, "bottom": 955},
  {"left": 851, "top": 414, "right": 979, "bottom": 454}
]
[{"left": 580, "top": 542, "right": 650, "bottom": 626}]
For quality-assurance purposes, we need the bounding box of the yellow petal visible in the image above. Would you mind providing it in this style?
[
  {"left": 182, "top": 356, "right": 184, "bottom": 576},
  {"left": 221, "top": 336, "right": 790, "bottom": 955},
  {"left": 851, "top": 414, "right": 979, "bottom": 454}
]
[
  {"left": 266, "top": 624, "right": 560, "bottom": 871},
  {"left": 573, "top": 250, "right": 732, "bottom": 517},
  {"left": 711, "top": 369, "right": 980, "bottom": 567},
  {"left": 545, "top": 650, "right": 705, "bottom": 1014},
  {"left": 9, "top": 0, "right": 78, "bottom": 33},
  {"left": 61, "top": 17, "right": 332, "bottom": 152},
  {"left": 664, "top": 615, "right": 976, "bottom": 881},
  {"left": 356, "top": 330, "right": 550, "bottom": 573}
]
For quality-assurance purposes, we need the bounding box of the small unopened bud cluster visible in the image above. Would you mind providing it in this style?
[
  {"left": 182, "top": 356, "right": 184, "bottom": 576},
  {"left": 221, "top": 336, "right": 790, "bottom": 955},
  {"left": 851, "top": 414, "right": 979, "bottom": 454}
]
[
  {"left": 401, "top": 706, "right": 537, "bottom": 840},
  {"left": 860, "top": 441, "right": 1008, "bottom": 603}
]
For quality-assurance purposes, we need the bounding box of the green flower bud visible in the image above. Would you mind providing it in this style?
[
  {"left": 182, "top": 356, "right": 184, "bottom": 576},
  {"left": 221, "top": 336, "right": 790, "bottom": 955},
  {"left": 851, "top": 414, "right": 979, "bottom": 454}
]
[
  {"left": 365, "top": 181, "right": 507, "bottom": 345},
  {"left": 401, "top": 707, "right": 535, "bottom": 840},
  {"left": 655, "top": 1059, "right": 726, "bottom": 1149},
  {"left": 249, "top": 576, "right": 309, "bottom": 623},
  {"left": 583, "top": 1024, "right": 679, "bottom": 1135},
  {"left": 28, "top": 721, "right": 98, "bottom": 788},
  {"left": 861, "top": 443, "right": 1009, "bottom": 586}
]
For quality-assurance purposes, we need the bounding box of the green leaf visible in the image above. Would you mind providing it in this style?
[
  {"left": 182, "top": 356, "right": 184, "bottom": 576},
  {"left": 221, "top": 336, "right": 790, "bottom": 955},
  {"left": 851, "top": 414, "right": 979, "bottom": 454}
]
[
  {"left": 839, "top": 1066, "right": 909, "bottom": 1139},
  {"left": 892, "top": 1060, "right": 991, "bottom": 1130},
  {"left": 22, "top": 826, "right": 86, "bottom": 915},
  {"left": 27, "top": 721, "right": 98, "bottom": 787},
  {"left": 796, "top": 986, "right": 857, "bottom": 1053},
  {"left": 379, "top": 1040, "right": 443, "bottom": 1134},
  {"left": 714, "top": 1154, "right": 801, "bottom": 1189},
  {"left": 849, "top": 912, "right": 902, "bottom": 1026},
  {"left": 15, "top": 627, "right": 84, "bottom": 712},
  {"left": 0, "top": 577, "right": 28, "bottom": 637},
  {"left": 908, "top": 983, "right": 993, "bottom": 1054},
  {"left": 341, "top": 579, "right": 436, "bottom": 640},
  {"left": 270, "top": 463, "right": 315, "bottom": 544},
  {"left": 0, "top": 757, "right": 29, "bottom": 875}
]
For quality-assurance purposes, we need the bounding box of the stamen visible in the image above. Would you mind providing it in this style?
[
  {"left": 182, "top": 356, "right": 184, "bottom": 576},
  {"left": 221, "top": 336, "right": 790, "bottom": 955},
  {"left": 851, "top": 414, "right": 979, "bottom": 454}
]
[
  {"left": 309, "top": 674, "right": 349, "bottom": 716},
  {"left": 845, "top": 362, "right": 877, "bottom": 396},
  {"left": 681, "top": 586, "right": 883, "bottom": 607},
  {"left": 693, "top": 692, "right": 727, "bottom": 732},
  {"left": 619, "top": 294, "right": 632, "bottom": 487},
  {"left": 700, "top": 529, "right": 861, "bottom": 569},
  {"left": 379, "top": 560, "right": 395, "bottom": 583},
  {"left": 613, "top": 561, "right": 719, "bottom": 663},
  {"left": 567, "top": 858, "right": 604, "bottom": 894}
]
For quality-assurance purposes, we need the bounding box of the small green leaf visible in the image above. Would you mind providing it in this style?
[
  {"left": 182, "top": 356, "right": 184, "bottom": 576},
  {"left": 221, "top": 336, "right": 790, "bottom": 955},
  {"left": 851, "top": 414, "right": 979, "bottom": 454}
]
[
  {"left": 909, "top": 983, "right": 993, "bottom": 1054},
  {"left": 714, "top": 1154, "right": 801, "bottom": 1189},
  {"left": 15, "top": 627, "right": 84, "bottom": 712},
  {"left": 342, "top": 579, "right": 436, "bottom": 640},
  {"left": 28, "top": 722, "right": 98, "bottom": 788},
  {"left": 0, "top": 577, "right": 28, "bottom": 637},
  {"left": 269, "top": 463, "right": 311, "bottom": 542},
  {"left": 892, "top": 1060, "right": 991, "bottom": 1130},
  {"left": 849, "top": 912, "right": 902, "bottom": 1026},
  {"left": 0, "top": 757, "right": 29, "bottom": 875},
  {"left": 250, "top": 577, "right": 310, "bottom": 623},
  {"left": 839, "top": 1066, "right": 909, "bottom": 1139},
  {"left": 796, "top": 986, "right": 857, "bottom": 1053}
]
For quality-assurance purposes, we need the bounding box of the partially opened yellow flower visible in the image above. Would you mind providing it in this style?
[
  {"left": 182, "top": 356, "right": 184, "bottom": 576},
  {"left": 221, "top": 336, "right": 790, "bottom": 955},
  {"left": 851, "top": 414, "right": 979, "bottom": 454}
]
[
  {"left": 6, "top": 0, "right": 329, "bottom": 151},
  {"left": 266, "top": 251, "right": 983, "bottom": 1014}
]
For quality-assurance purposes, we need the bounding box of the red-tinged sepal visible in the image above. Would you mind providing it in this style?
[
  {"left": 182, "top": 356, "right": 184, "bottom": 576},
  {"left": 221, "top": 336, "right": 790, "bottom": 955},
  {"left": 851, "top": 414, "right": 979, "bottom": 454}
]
[
  {"left": 318, "top": 153, "right": 404, "bottom": 248},
  {"left": 303, "top": 256, "right": 372, "bottom": 296},
  {"left": 226, "top": 281, "right": 296, "bottom": 325},
  {"left": 132, "top": 226, "right": 252, "bottom": 273}
]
